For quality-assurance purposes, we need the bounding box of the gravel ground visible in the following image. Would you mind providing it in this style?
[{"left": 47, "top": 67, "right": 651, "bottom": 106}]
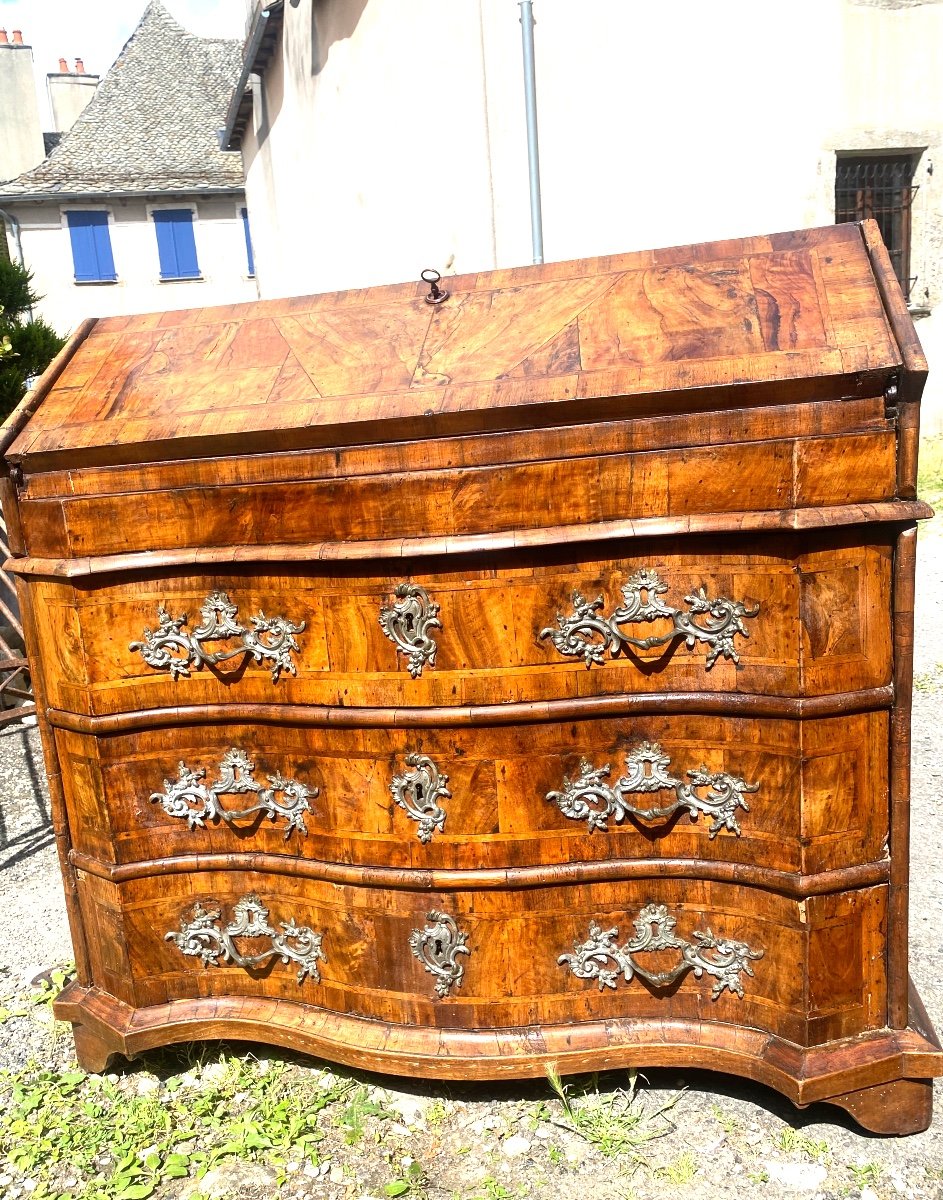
[{"left": 1, "top": 523, "right": 943, "bottom": 1199}]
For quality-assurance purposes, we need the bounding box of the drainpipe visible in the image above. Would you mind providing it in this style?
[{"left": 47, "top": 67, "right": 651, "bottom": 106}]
[
  {"left": 518, "top": 0, "right": 543, "bottom": 264},
  {"left": 0, "top": 207, "right": 26, "bottom": 271}
]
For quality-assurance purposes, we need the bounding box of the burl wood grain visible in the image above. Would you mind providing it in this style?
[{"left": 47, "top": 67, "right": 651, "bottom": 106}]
[
  {"left": 13, "top": 424, "right": 897, "bottom": 561},
  {"left": 29, "top": 531, "right": 892, "bottom": 717},
  {"left": 4, "top": 222, "right": 940, "bottom": 1135},
  {"left": 53, "top": 710, "right": 887, "bottom": 878},
  {"left": 71, "top": 867, "right": 886, "bottom": 1050},
  {"left": 6, "top": 225, "right": 900, "bottom": 473}
]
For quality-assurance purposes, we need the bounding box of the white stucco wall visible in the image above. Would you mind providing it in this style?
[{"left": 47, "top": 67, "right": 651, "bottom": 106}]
[
  {"left": 240, "top": 0, "right": 943, "bottom": 431},
  {"left": 4, "top": 195, "right": 258, "bottom": 334},
  {"left": 0, "top": 43, "right": 46, "bottom": 183}
]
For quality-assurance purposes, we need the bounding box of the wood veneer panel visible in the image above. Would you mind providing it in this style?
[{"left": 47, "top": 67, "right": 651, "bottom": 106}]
[
  {"left": 29, "top": 532, "right": 891, "bottom": 716},
  {"left": 54, "top": 710, "right": 887, "bottom": 876},
  {"left": 15, "top": 430, "right": 896, "bottom": 560},
  {"left": 74, "top": 870, "right": 886, "bottom": 1049},
  {"left": 7, "top": 226, "right": 899, "bottom": 471},
  {"left": 16, "top": 396, "right": 891, "bottom": 502}
]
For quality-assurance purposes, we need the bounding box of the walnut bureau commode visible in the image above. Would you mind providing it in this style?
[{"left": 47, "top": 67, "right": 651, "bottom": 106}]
[{"left": 3, "top": 221, "right": 941, "bottom": 1135}]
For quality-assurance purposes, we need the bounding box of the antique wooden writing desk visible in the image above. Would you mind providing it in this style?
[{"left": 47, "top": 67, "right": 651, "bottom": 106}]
[{"left": 2, "top": 221, "right": 941, "bottom": 1134}]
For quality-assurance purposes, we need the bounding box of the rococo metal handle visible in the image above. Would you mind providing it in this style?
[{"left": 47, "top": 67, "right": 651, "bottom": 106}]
[
  {"left": 379, "top": 583, "right": 441, "bottom": 678},
  {"left": 130, "top": 590, "right": 304, "bottom": 683},
  {"left": 547, "top": 740, "right": 757, "bottom": 837},
  {"left": 540, "top": 567, "right": 759, "bottom": 671},
  {"left": 409, "top": 910, "right": 470, "bottom": 997},
  {"left": 559, "top": 904, "right": 763, "bottom": 999},
  {"left": 150, "top": 748, "right": 317, "bottom": 838},
  {"left": 390, "top": 752, "right": 450, "bottom": 842},
  {"left": 166, "top": 893, "right": 325, "bottom": 985}
]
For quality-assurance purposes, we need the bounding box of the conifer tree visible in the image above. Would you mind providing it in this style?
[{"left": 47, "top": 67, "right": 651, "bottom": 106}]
[{"left": 0, "top": 260, "right": 66, "bottom": 421}]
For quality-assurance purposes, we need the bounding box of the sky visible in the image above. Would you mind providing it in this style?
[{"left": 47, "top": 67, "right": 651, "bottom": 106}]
[{"left": 0, "top": 0, "right": 246, "bottom": 125}]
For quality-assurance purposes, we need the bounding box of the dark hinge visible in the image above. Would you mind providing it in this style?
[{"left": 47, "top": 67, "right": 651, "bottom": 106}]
[{"left": 884, "top": 373, "right": 900, "bottom": 420}]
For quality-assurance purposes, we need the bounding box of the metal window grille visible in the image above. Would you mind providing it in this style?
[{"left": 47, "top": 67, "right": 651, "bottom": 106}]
[{"left": 835, "top": 154, "right": 918, "bottom": 301}]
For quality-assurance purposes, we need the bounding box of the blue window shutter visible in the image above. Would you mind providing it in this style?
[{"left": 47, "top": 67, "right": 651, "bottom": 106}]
[
  {"left": 66, "top": 211, "right": 116, "bottom": 282},
  {"left": 153, "top": 209, "right": 200, "bottom": 279},
  {"left": 241, "top": 206, "right": 255, "bottom": 276}
]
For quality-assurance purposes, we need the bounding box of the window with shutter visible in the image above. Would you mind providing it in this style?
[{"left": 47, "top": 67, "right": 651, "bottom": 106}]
[
  {"left": 152, "top": 209, "right": 201, "bottom": 280},
  {"left": 66, "top": 211, "right": 117, "bottom": 283}
]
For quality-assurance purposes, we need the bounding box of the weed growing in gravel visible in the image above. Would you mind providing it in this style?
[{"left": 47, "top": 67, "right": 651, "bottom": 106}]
[
  {"left": 384, "top": 1157, "right": 428, "bottom": 1197},
  {"left": 336, "top": 1083, "right": 395, "bottom": 1145},
  {"left": 0, "top": 965, "right": 74, "bottom": 1024},
  {"left": 849, "top": 1161, "right": 883, "bottom": 1188},
  {"left": 545, "top": 1066, "right": 682, "bottom": 1161},
  {"left": 655, "top": 1150, "right": 698, "bottom": 1184},
  {"left": 708, "top": 1101, "right": 739, "bottom": 1134},
  {"left": 468, "top": 1179, "right": 514, "bottom": 1200},
  {"left": 776, "top": 1127, "right": 830, "bottom": 1162},
  {"left": 914, "top": 663, "right": 943, "bottom": 692},
  {"left": 0, "top": 1049, "right": 366, "bottom": 1199}
]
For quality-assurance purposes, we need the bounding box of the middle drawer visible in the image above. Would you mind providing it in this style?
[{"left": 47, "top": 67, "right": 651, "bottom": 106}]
[
  {"left": 33, "top": 530, "right": 893, "bottom": 717},
  {"left": 56, "top": 709, "right": 888, "bottom": 877}
]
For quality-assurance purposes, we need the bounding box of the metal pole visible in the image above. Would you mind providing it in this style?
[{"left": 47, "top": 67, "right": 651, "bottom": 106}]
[
  {"left": 518, "top": 1, "right": 544, "bottom": 264},
  {"left": 0, "top": 208, "right": 26, "bottom": 271}
]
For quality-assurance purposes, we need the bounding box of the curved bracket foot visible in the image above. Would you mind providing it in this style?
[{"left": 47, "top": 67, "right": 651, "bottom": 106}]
[
  {"left": 816, "top": 1078, "right": 933, "bottom": 1135},
  {"left": 71, "top": 1021, "right": 122, "bottom": 1074}
]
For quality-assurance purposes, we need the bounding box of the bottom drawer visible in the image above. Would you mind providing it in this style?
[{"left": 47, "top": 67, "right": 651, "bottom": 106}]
[{"left": 74, "top": 868, "right": 887, "bottom": 1049}]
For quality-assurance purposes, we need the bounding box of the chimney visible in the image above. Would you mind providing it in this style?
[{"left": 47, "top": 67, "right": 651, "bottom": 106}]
[
  {"left": 0, "top": 30, "right": 46, "bottom": 182},
  {"left": 0, "top": 31, "right": 8, "bottom": 45},
  {"left": 47, "top": 58, "right": 99, "bottom": 134}
]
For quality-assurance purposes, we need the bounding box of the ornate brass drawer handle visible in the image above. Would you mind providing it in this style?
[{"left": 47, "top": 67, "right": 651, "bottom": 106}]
[
  {"left": 379, "top": 583, "right": 441, "bottom": 678},
  {"left": 150, "top": 748, "right": 317, "bottom": 839},
  {"left": 560, "top": 904, "right": 763, "bottom": 999},
  {"left": 548, "top": 740, "right": 757, "bottom": 837},
  {"left": 540, "top": 568, "right": 759, "bottom": 670},
  {"left": 391, "top": 753, "right": 450, "bottom": 842},
  {"left": 166, "top": 893, "right": 325, "bottom": 985},
  {"left": 130, "top": 590, "right": 304, "bottom": 683},
  {"left": 409, "top": 910, "right": 470, "bottom": 997}
]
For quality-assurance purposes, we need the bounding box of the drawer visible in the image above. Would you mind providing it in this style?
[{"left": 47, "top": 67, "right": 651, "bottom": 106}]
[
  {"left": 16, "top": 421, "right": 896, "bottom": 559},
  {"left": 74, "top": 868, "right": 888, "bottom": 1049},
  {"left": 56, "top": 710, "right": 888, "bottom": 877},
  {"left": 34, "top": 529, "right": 892, "bottom": 715}
]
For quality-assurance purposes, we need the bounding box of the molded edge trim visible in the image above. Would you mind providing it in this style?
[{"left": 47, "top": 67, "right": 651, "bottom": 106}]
[
  {"left": 53, "top": 982, "right": 943, "bottom": 1102},
  {"left": 6, "top": 500, "right": 933, "bottom": 578},
  {"left": 68, "top": 848, "right": 890, "bottom": 898},
  {"left": 47, "top": 685, "right": 895, "bottom": 735},
  {"left": 0, "top": 317, "right": 97, "bottom": 461}
]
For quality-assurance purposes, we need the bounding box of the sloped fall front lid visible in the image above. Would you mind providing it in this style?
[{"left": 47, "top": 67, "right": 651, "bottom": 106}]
[{"left": 4, "top": 222, "right": 915, "bottom": 471}]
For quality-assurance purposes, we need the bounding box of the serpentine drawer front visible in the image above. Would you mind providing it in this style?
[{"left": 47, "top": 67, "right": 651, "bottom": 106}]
[
  {"left": 29, "top": 533, "right": 892, "bottom": 716},
  {"left": 4, "top": 221, "right": 941, "bottom": 1135},
  {"left": 53, "top": 710, "right": 888, "bottom": 875}
]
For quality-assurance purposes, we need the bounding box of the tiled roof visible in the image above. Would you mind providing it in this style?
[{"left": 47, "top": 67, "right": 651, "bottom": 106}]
[{"left": 0, "top": 1, "right": 244, "bottom": 196}]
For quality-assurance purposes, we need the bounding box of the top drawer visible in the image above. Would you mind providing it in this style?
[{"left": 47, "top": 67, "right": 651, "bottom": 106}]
[
  {"left": 29, "top": 529, "right": 891, "bottom": 718},
  {"left": 12, "top": 401, "right": 896, "bottom": 562}
]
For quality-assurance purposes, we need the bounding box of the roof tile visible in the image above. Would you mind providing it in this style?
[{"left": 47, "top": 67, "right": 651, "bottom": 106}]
[{"left": 0, "top": 0, "right": 244, "bottom": 195}]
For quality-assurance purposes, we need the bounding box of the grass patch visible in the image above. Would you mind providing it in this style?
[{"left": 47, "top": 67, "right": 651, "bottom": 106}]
[
  {"left": 918, "top": 434, "right": 943, "bottom": 508},
  {"left": 546, "top": 1066, "right": 682, "bottom": 1162},
  {"left": 0, "top": 1049, "right": 366, "bottom": 1199},
  {"left": 777, "top": 1126, "right": 830, "bottom": 1162}
]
